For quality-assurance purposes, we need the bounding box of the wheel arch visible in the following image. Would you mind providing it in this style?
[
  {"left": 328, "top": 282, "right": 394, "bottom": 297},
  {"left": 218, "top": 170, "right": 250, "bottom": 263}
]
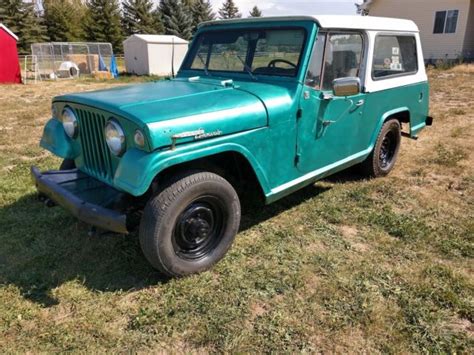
[
  {"left": 113, "top": 143, "right": 272, "bottom": 200},
  {"left": 370, "top": 107, "right": 409, "bottom": 147},
  {"left": 151, "top": 149, "right": 269, "bottom": 201}
]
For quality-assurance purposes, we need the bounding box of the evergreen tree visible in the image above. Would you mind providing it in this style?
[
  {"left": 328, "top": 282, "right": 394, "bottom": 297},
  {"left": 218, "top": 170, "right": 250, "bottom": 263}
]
[
  {"left": 182, "top": 0, "right": 195, "bottom": 8},
  {"left": 0, "top": 0, "right": 47, "bottom": 53},
  {"left": 159, "top": 0, "right": 193, "bottom": 40},
  {"left": 218, "top": 0, "right": 241, "bottom": 19},
  {"left": 2, "top": 0, "right": 16, "bottom": 38},
  {"left": 151, "top": 7, "right": 165, "bottom": 34},
  {"left": 249, "top": 5, "right": 262, "bottom": 17},
  {"left": 43, "top": 0, "right": 86, "bottom": 42},
  {"left": 0, "top": 0, "right": 23, "bottom": 35},
  {"left": 122, "top": 0, "right": 162, "bottom": 36},
  {"left": 83, "top": 0, "right": 124, "bottom": 52},
  {"left": 191, "top": 0, "right": 215, "bottom": 31}
]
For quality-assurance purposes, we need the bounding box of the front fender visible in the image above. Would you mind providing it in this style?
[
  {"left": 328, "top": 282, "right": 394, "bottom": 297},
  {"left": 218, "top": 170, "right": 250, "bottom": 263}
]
[
  {"left": 113, "top": 135, "right": 271, "bottom": 197},
  {"left": 40, "top": 118, "right": 78, "bottom": 159}
]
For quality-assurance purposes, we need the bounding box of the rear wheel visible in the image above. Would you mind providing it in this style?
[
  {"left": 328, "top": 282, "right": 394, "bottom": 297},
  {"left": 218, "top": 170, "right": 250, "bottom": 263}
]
[
  {"left": 360, "top": 119, "right": 401, "bottom": 177},
  {"left": 139, "top": 171, "right": 241, "bottom": 277}
]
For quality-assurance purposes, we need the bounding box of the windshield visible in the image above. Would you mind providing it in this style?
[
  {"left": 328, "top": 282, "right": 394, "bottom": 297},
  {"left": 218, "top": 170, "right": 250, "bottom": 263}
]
[{"left": 183, "top": 28, "right": 307, "bottom": 78}]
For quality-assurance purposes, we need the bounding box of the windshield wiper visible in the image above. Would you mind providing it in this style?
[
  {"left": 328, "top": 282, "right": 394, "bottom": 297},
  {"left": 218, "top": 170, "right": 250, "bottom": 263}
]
[
  {"left": 197, "top": 53, "right": 211, "bottom": 76},
  {"left": 236, "top": 55, "right": 257, "bottom": 81}
]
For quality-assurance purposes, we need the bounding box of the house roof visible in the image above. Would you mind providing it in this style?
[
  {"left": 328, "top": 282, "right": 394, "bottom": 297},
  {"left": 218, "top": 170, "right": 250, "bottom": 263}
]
[
  {"left": 201, "top": 15, "right": 419, "bottom": 33},
  {"left": 0, "top": 23, "right": 19, "bottom": 41},
  {"left": 123, "top": 34, "right": 188, "bottom": 45}
]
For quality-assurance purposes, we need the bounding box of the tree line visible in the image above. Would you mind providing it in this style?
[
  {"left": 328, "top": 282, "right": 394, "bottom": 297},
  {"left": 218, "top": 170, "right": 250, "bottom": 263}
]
[{"left": 0, "top": 0, "right": 262, "bottom": 54}]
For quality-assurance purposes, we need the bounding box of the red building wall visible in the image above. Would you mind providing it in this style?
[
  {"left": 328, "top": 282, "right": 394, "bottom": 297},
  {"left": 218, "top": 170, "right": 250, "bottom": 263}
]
[{"left": 0, "top": 27, "right": 22, "bottom": 84}]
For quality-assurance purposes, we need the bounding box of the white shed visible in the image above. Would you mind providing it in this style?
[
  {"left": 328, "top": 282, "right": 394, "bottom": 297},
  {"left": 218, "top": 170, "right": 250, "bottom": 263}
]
[{"left": 123, "top": 35, "right": 189, "bottom": 76}]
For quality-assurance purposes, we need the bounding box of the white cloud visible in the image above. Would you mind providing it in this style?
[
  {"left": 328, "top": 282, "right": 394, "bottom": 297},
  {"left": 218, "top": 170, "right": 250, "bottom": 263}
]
[
  {"left": 209, "top": 0, "right": 361, "bottom": 17},
  {"left": 149, "top": 1, "right": 361, "bottom": 17}
]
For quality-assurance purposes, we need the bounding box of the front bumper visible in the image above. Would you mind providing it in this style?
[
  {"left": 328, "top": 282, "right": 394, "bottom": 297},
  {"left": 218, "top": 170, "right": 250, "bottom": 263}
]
[{"left": 31, "top": 167, "right": 129, "bottom": 234}]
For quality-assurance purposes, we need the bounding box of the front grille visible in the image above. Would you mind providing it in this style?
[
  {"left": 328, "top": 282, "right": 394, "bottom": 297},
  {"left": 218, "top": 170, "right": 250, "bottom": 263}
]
[{"left": 76, "top": 108, "right": 114, "bottom": 181}]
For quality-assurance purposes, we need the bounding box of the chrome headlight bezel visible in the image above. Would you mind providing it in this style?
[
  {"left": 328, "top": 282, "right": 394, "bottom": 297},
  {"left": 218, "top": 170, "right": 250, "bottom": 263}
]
[
  {"left": 61, "top": 106, "right": 78, "bottom": 139},
  {"left": 105, "top": 119, "right": 126, "bottom": 156}
]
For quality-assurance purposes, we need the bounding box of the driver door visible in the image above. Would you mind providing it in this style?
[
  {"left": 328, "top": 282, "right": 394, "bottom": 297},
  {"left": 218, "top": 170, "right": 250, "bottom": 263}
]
[{"left": 297, "top": 31, "right": 367, "bottom": 174}]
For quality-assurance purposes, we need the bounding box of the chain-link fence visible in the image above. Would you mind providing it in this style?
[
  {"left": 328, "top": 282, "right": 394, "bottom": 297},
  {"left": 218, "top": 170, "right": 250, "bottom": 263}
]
[{"left": 27, "top": 42, "right": 114, "bottom": 81}]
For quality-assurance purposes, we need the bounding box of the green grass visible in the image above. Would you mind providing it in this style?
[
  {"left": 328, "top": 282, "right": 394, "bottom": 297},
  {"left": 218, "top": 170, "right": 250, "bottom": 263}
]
[{"left": 0, "top": 70, "right": 473, "bottom": 352}]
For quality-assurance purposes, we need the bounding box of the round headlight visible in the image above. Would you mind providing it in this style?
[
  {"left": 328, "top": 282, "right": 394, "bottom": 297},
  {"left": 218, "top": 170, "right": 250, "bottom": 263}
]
[
  {"left": 61, "top": 107, "right": 78, "bottom": 138},
  {"left": 134, "top": 129, "right": 145, "bottom": 148},
  {"left": 105, "top": 120, "right": 126, "bottom": 156}
]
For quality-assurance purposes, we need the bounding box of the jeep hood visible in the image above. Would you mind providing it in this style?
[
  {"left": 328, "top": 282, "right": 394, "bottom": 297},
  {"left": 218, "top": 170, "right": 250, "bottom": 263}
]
[
  {"left": 54, "top": 79, "right": 268, "bottom": 149},
  {"left": 55, "top": 78, "right": 292, "bottom": 149}
]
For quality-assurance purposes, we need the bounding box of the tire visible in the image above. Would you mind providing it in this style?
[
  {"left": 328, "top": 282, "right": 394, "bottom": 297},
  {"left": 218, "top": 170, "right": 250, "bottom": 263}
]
[
  {"left": 60, "top": 159, "right": 76, "bottom": 170},
  {"left": 139, "top": 171, "right": 241, "bottom": 277},
  {"left": 360, "top": 119, "right": 401, "bottom": 178}
]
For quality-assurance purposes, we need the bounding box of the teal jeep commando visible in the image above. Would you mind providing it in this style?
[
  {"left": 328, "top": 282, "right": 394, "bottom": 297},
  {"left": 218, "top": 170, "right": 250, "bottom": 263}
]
[{"left": 32, "top": 15, "right": 432, "bottom": 277}]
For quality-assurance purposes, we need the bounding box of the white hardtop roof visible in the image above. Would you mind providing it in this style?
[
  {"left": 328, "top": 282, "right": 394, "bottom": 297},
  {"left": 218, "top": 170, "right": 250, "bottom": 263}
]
[
  {"left": 124, "top": 34, "right": 188, "bottom": 44},
  {"left": 0, "top": 23, "right": 19, "bottom": 41},
  {"left": 201, "top": 15, "right": 419, "bottom": 33}
]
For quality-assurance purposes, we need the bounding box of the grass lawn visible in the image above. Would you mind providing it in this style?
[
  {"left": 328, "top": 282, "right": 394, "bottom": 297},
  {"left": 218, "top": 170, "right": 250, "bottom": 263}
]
[{"left": 0, "top": 68, "right": 472, "bottom": 352}]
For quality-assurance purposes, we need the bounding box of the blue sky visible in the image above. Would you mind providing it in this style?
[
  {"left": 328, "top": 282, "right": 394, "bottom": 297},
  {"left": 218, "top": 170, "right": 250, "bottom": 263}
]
[{"left": 208, "top": 0, "right": 362, "bottom": 17}]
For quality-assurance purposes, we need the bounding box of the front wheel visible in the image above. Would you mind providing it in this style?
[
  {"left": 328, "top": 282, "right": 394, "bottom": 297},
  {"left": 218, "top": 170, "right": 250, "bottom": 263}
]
[
  {"left": 139, "top": 171, "right": 241, "bottom": 277},
  {"left": 360, "top": 119, "right": 401, "bottom": 178}
]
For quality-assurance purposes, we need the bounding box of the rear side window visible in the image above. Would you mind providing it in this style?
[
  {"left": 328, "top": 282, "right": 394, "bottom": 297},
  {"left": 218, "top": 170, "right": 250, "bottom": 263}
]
[{"left": 372, "top": 35, "right": 418, "bottom": 79}]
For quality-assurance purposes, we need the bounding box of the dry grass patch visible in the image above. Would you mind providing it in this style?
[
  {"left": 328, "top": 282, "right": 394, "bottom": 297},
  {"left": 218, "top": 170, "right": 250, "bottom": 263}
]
[{"left": 0, "top": 71, "right": 473, "bottom": 352}]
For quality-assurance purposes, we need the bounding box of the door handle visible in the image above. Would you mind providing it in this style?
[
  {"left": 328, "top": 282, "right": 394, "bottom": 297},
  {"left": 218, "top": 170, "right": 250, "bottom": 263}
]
[{"left": 355, "top": 99, "right": 365, "bottom": 107}]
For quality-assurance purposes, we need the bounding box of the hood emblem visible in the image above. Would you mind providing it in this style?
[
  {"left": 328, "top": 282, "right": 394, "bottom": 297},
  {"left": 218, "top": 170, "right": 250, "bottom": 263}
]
[{"left": 171, "top": 129, "right": 222, "bottom": 149}]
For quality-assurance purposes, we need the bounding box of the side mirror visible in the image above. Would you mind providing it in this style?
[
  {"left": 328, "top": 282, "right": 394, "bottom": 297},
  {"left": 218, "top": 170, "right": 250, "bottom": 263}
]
[{"left": 332, "top": 77, "right": 361, "bottom": 97}]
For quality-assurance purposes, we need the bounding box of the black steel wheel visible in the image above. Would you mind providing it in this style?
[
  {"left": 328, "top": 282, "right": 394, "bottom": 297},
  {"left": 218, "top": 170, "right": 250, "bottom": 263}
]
[
  {"left": 173, "top": 196, "right": 226, "bottom": 260},
  {"left": 139, "top": 171, "right": 241, "bottom": 277},
  {"left": 360, "top": 119, "right": 401, "bottom": 178},
  {"left": 379, "top": 130, "right": 397, "bottom": 169}
]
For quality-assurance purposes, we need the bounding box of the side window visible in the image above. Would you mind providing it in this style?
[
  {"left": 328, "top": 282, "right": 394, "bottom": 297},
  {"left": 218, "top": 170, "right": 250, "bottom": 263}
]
[
  {"left": 321, "top": 33, "right": 363, "bottom": 90},
  {"left": 433, "top": 10, "right": 459, "bottom": 34},
  {"left": 372, "top": 35, "right": 418, "bottom": 79},
  {"left": 305, "top": 33, "right": 326, "bottom": 89},
  {"left": 445, "top": 10, "right": 459, "bottom": 33},
  {"left": 433, "top": 11, "right": 447, "bottom": 34}
]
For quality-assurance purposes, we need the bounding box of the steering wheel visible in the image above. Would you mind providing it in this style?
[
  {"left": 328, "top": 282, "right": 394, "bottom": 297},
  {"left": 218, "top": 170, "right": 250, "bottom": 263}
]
[{"left": 268, "top": 59, "right": 297, "bottom": 68}]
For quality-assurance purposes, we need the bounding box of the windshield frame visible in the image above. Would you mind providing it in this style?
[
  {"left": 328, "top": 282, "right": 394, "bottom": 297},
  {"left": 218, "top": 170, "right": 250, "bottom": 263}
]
[{"left": 181, "top": 26, "right": 309, "bottom": 80}]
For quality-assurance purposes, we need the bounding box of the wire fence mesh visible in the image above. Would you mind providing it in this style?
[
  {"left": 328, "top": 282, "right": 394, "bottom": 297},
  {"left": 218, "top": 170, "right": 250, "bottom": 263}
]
[{"left": 25, "top": 42, "right": 115, "bottom": 81}]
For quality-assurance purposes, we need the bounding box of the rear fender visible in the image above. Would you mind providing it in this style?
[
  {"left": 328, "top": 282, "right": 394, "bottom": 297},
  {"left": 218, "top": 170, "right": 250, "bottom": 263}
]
[{"left": 370, "top": 107, "right": 410, "bottom": 147}]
